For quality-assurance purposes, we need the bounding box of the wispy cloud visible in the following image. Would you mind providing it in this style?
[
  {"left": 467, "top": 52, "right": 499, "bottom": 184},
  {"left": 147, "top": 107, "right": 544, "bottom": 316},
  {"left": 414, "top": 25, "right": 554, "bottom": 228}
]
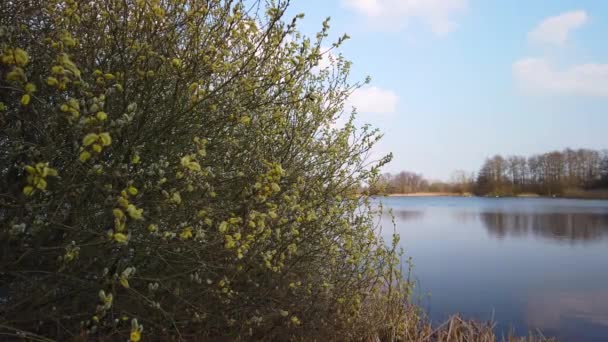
[
  {"left": 342, "top": 0, "right": 467, "bottom": 35},
  {"left": 347, "top": 86, "right": 399, "bottom": 114},
  {"left": 513, "top": 58, "right": 608, "bottom": 97},
  {"left": 528, "top": 10, "right": 588, "bottom": 45}
]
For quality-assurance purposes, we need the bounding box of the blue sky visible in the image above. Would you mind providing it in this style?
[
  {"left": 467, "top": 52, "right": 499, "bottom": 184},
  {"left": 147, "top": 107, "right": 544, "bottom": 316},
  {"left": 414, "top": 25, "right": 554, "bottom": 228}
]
[{"left": 285, "top": 0, "right": 608, "bottom": 180}]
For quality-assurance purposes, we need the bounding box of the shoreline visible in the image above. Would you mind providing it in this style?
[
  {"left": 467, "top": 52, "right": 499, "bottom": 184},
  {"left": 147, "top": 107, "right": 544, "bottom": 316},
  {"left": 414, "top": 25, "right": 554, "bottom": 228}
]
[
  {"left": 382, "top": 192, "right": 608, "bottom": 200},
  {"left": 386, "top": 192, "right": 471, "bottom": 197}
]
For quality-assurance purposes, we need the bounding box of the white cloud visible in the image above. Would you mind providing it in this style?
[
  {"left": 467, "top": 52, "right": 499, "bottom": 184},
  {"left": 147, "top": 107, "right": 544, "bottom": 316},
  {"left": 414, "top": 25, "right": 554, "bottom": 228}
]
[
  {"left": 513, "top": 58, "right": 608, "bottom": 97},
  {"left": 342, "top": 0, "right": 467, "bottom": 35},
  {"left": 316, "top": 46, "right": 335, "bottom": 71},
  {"left": 347, "top": 86, "right": 399, "bottom": 114},
  {"left": 528, "top": 10, "right": 588, "bottom": 45}
]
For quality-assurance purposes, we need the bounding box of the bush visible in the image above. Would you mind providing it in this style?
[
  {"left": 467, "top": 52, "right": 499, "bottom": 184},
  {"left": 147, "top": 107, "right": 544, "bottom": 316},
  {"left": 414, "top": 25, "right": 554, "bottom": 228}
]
[{"left": 0, "top": 0, "right": 398, "bottom": 340}]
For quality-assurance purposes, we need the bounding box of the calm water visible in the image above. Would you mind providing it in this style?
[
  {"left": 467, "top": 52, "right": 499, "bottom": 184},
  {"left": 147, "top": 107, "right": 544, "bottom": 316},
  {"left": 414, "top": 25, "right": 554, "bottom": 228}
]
[{"left": 379, "top": 196, "right": 608, "bottom": 342}]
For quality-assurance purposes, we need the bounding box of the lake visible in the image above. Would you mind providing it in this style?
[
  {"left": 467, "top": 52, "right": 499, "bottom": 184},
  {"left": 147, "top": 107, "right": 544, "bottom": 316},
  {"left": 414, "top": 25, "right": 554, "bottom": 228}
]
[{"left": 378, "top": 196, "right": 608, "bottom": 342}]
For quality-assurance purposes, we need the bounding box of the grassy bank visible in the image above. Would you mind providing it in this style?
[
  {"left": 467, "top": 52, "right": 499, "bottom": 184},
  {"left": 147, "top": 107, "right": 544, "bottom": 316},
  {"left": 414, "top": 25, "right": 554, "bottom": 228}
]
[
  {"left": 350, "top": 268, "right": 555, "bottom": 342},
  {"left": 516, "top": 193, "right": 541, "bottom": 198},
  {"left": 356, "top": 296, "right": 555, "bottom": 342},
  {"left": 392, "top": 315, "right": 554, "bottom": 342},
  {"left": 562, "top": 189, "right": 608, "bottom": 200}
]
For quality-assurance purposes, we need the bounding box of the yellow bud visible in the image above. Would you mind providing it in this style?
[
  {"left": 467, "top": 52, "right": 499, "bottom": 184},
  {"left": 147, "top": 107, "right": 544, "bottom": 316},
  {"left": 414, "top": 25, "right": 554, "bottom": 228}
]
[
  {"left": 67, "top": 98, "right": 79, "bottom": 110},
  {"left": 43, "top": 166, "right": 58, "bottom": 177},
  {"left": 113, "top": 208, "right": 124, "bottom": 219},
  {"left": 45, "top": 75, "right": 58, "bottom": 85},
  {"left": 92, "top": 144, "right": 103, "bottom": 153},
  {"left": 180, "top": 155, "right": 192, "bottom": 167},
  {"left": 3, "top": 48, "right": 29, "bottom": 66},
  {"left": 60, "top": 32, "right": 76, "bottom": 47},
  {"left": 171, "top": 58, "right": 182, "bottom": 68},
  {"left": 114, "top": 233, "right": 128, "bottom": 243},
  {"left": 126, "top": 204, "right": 143, "bottom": 220},
  {"left": 99, "top": 132, "right": 112, "bottom": 146},
  {"left": 82, "top": 133, "right": 99, "bottom": 146},
  {"left": 24, "top": 165, "right": 36, "bottom": 174},
  {"left": 79, "top": 151, "right": 91, "bottom": 162},
  {"left": 239, "top": 116, "right": 251, "bottom": 125},
  {"left": 115, "top": 218, "right": 126, "bottom": 232},
  {"left": 224, "top": 235, "right": 236, "bottom": 249},
  {"left": 35, "top": 163, "right": 45, "bottom": 174},
  {"left": 23, "top": 185, "right": 34, "bottom": 196},
  {"left": 14, "top": 49, "right": 28, "bottom": 66},
  {"left": 120, "top": 276, "right": 130, "bottom": 288},
  {"left": 218, "top": 221, "right": 228, "bottom": 233},
  {"left": 127, "top": 186, "right": 138, "bottom": 196},
  {"left": 6, "top": 67, "right": 25, "bottom": 82},
  {"left": 187, "top": 161, "right": 201, "bottom": 172},
  {"left": 96, "top": 111, "right": 107, "bottom": 121},
  {"left": 147, "top": 224, "right": 158, "bottom": 233},
  {"left": 20, "top": 94, "right": 31, "bottom": 106},
  {"left": 180, "top": 227, "right": 193, "bottom": 239},
  {"left": 34, "top": 177, "right": 47, "bottom": 190},
  {"left": 117, "top": 196, "right": 129, "bottom": 208},
  {"left": 171, "top": 192, "right": 182, "bottom": 205},
  {"left": 24, "top": 83, "right": 36, "bottom": 93},
  {"left": 130, "top": 330, "right": 141, "bottom": 342},
  {"left": 51, "top": 65, "right": 64, "bottom": 74}
]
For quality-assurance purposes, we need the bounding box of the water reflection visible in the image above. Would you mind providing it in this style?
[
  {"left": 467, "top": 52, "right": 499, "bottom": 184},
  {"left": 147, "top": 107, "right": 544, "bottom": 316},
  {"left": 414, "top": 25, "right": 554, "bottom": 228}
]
[
  {"left": 383, "top": 197, "right": 608, "bottom": 341},
  {"left": 452, "top": 211, "right": 479, "bottom": 224},
  {"left": 387, "top": 209, "right": 425, "bottom": 222},
  {"left": 481, "top": 212, "right": 608, "bottom": 242}
]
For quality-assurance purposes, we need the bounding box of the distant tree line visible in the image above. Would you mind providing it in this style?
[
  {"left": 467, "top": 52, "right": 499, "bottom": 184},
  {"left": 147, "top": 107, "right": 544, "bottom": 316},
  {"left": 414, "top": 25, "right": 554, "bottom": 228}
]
[
  {"left": 366, "top": 170, "right": 475, "bottom": 195},
  {"left": 474, "top": 148, "right": 608, "bottom": 196},
  {"left": 365, "top": 148, "right": 608, "bottom": 198}
]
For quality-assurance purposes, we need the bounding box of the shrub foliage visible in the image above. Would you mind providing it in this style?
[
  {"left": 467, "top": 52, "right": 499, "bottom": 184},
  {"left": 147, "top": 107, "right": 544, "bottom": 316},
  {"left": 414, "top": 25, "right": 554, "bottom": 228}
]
[{"left": 0, "top": 0, "right": 402, "bottom": 340}]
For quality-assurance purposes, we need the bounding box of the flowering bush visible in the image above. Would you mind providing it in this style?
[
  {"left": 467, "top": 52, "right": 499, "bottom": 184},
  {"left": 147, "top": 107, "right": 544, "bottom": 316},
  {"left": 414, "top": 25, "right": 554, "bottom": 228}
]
[{"left": 0, "top": 0, "right": 397, "bottom": 340}]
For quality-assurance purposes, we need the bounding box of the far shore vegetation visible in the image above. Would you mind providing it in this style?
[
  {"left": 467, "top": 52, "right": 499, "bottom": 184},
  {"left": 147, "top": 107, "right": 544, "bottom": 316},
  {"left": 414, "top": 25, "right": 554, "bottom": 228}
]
[{"left": 366, "top": 148, "right": 608, "bottom": 200}]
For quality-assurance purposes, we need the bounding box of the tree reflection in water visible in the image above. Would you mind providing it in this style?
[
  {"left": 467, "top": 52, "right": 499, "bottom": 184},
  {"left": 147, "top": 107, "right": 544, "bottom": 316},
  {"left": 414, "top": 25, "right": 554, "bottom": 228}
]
[
  {"left": 481, "top": 211, "right": 608, "bottom": 242},
  {"left": 385, "top": 209, "right": 425, "bottom": 222}
]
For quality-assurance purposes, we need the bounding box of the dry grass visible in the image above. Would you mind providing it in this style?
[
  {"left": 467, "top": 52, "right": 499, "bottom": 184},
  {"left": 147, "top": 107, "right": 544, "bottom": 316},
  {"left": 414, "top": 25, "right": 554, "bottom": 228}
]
[
  {"left": 362, "top": 314, "right": 556, "bottom": 342},
  {"left": 562, "top": 188, "right": 608, "bottom": 200},
  {"left": 351, "top": 279, "right": 556, "bottom": 342},
  {"left": 417, "top": 315, "right": 554, "bottom": 342}
]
